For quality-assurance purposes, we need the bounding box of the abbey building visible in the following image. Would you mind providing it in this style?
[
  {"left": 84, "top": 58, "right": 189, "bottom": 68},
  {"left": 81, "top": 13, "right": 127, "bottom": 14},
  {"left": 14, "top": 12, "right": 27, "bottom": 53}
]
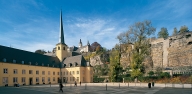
[{"left": 0, "top": 11, "right": 93, "bottom": 86}]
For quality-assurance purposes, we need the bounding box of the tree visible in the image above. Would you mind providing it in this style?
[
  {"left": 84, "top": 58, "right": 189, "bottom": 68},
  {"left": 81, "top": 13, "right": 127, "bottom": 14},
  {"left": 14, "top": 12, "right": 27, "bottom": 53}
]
[
  {"left": 172, "top": 27, "right": 178, "bottom": 36},
  {"left": 148, "top": 71, "right": 154, "bottom": 76},
  {"left": 179, "top": 25, "right": 189, "bottom": 34},
  {"left": 117, "top": 20, "right": 156, "bottom": 78},
  {"left": 96, "top": 45, "right": 101, "bottom": 54},
  {"left": 109, "top": 44, "right": 122, "bottom": 82},
  {"left": 35, "top": 49, "right": 46, "bottom": 54},
  {"left": 158, "top": 27, "right": 169, "bottom": 39},
  {"left": 91, "top": 42, "right": 101, "bottom": 51}
]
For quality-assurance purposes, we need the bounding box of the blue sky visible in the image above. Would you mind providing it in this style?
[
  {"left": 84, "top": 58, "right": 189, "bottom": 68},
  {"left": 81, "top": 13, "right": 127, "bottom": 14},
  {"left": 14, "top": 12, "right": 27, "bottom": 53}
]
[{"left": 0, "top": 0, "right": 192, "bottom": 52}]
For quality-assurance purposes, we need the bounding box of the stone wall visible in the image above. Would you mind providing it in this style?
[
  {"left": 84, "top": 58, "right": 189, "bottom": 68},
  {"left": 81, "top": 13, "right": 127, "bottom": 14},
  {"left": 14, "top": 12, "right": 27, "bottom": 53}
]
[
  {"left": 151, "top": 32, "right": 192, "bottom": 69},
  {"left": 90, "top": 55, "right": 104, "bottom": 66},
  {"left": 167, "top": 32, "right": 192, "bottom": 67},
  {"left": 120, "top": 44, "right": 133, "bottom": 69},
  {"left": 151, "top": 42, "right": 163, "bottom": 68}
]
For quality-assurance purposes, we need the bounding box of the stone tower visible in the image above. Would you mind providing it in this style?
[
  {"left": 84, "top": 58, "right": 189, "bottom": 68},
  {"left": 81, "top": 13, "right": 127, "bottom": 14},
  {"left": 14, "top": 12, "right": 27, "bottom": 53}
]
[{"left": 56, "top": 10, "right": 68, "bottom": 62}]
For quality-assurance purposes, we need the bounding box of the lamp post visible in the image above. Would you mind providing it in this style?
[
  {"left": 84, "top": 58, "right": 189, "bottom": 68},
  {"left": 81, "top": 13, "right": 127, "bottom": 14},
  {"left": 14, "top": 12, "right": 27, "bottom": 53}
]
[{"left": 60, "top": 62, "right": 63, "bottom": 83}]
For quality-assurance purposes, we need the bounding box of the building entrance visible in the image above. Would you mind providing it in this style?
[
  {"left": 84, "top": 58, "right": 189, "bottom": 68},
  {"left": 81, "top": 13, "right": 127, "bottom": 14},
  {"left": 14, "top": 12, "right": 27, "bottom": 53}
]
[{"left": 29, "top": 78, "right": 33, "bottom": 85}]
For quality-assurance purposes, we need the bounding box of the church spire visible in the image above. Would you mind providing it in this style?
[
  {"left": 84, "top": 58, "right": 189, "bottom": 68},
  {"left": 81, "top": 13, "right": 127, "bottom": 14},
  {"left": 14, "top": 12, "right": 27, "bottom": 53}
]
[
  {"left": 79, "top": 39, "right": 82, "bottom": 47},
  {"left": 59, "top": 10, "right": 65, "bottom": 44}
]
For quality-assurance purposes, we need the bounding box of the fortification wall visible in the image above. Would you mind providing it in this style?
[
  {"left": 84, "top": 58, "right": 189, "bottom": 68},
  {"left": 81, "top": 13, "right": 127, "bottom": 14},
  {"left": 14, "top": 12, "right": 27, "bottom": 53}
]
[{"left": 151, "top": 32, "right": 192, "bottom": 68}]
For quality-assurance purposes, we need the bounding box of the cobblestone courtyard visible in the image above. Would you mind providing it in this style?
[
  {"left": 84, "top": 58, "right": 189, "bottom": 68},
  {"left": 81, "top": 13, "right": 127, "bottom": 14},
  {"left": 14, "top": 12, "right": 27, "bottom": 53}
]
[{"left": 0, "top": 83, "right": 192, "bottom": 94}]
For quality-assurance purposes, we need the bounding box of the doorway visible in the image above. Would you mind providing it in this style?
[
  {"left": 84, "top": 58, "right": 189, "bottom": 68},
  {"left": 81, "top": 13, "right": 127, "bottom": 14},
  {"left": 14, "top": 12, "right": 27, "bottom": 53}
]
[{"left": 29, "top": 78, "right": 33, "bottom": 85}]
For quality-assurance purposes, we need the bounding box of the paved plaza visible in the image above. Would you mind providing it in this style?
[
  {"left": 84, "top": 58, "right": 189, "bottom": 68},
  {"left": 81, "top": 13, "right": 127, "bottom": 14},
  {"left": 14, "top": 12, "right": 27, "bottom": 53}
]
[{"left": 0, "top": 83, "right": 192, "bottom": 94}]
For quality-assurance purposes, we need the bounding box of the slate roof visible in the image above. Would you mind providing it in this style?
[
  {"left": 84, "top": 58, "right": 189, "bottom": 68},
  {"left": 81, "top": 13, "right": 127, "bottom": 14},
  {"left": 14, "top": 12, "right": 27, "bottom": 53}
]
[
  {"left": 67, "top": 51, "right": 81, "bottom": 57},
  {"left": 0, "top": 45, "right": 61, "bottom": 68},
  {"left": 44, "top": 52, "right": 56, "bottom": 57},
  {"left": 62, "top": 55, "right": 91, "bottom": 68}
]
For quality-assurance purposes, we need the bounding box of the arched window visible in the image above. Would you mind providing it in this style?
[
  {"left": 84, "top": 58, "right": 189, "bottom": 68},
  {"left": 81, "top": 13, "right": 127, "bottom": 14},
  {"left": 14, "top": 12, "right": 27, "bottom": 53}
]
[
  {"left": 69, "top": 63, "right": 72, "bottom": 67},
  {"left": 13, "top": 60, "right": 16, "bottom": 63},
  {"left": 58, "top": 47, "right": 60, "bottom": 50},
  {"left": 3, "top": 58, "right": 6, "bottom": 62}
]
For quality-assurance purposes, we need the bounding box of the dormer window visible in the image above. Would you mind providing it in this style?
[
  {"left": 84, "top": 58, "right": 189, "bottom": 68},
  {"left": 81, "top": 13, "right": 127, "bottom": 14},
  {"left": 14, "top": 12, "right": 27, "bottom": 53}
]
[
  {"left": 58, "top": 47, "right": 60, "bottom": 50},
  {"left": 3, "top": 58, "right": 6, "bottom": 62},
  {"left": 63, "top": 64, "right": 66, "bottom": 68},
  {"left": 69, "top": 63, "right": 72, "bottom": 67},
  {"left": 47, "top": 64, "right": 49, "bottom": 67},
  {"left": 29, "top": 62, "right": 31, "bottom": 65},
  {"left": 74, "top": 62, "right": 77, "bottom": 67},
  {"left": 42, "top": 63, "right": 44, "bottom": 66},
  {"left": 13, "top": 60, "right": 16, "bottom": 63},
  {"left": 36, "top": 62, "right": 38, "bottom": 65},
  {"left": 53, "top": 65, "right": 54, "bottom": 67},
  {"left": 21, "top": 61, "right": 24, "bottom": 64}
]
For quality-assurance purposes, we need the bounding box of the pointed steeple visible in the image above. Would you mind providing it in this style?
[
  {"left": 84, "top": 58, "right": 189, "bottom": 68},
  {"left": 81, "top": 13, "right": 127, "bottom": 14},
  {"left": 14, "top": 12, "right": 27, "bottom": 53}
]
[
  {"left": 80, "top": 39, "right": 82, "bottom": 44},
  {"left": 59, "top": 10, "right": 65, "bottom": 44},
  {"left": 79, "top": 39, "right": 82, "bottom": 47}
]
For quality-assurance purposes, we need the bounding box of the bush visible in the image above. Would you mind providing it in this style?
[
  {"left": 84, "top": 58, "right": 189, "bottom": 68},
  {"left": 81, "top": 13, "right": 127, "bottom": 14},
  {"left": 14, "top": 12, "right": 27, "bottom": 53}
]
[{"left": 93, "top": 77, "right": 105, "bottom": 83}]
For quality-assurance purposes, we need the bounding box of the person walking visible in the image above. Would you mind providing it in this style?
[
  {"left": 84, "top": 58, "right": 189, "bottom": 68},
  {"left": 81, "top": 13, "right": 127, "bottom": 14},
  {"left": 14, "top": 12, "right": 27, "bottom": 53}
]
[
  {"left": 59, "top": 83, "right": 63, "bottom": 93},
  {"left": 80, "top": 81, "right": 81, "bottom": 86},
  {"left": 74, "top": 81, "right": 77, "bottom": 87}
]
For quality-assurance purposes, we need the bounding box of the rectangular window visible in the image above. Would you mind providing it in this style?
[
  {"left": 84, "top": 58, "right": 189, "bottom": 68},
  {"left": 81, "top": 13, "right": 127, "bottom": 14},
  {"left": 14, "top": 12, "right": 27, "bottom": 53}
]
[
  {"left": 22, "top": 70, "right": 26, "bottom": 74},
  {"left": 66, "top": 72, "right": 68, "bottom": 75},
  {"left": 13, "top": 69, "right": 17, "bottom": 74},
  {"left": 2, "top": 77, "right": 8, "bottom": 84},
  {"left": 70, "top": 77, "right": 72, "bottom": 81},
  {"left": 21, "top": 77, "right": 25, "bottom": 83},
  {"left": 70, "top": 71, "right": 71, "bottom": 75},
  {"left": 29, "top": 70, "right": 33, "bottom": 74},
  {"left": 13, "top": 77, "right": 18, "bottom": 83},
  {"left": 53, "top": 77, "right": 55, "bottom": 81},
  {"left": 42, "top": 77, "right": 45, "bottom": 83},
  {"left": 3, "top": 68, "right": 8, "bottom": 74},
  {"left": 77, "top": 77, "right": 79, "bottom": 81},
  {"left": 73, "top": 71, "right": 74, "bottom": 75},
  {"left": 63, "top": 72, "right": 65, "bottom": 75},
  {"left": 48, "top": 71, "right": 50, "bottom": 75},
  {"left": 42, "top": 71, "right": 45, "bottom": 75},
  {"left": 48, "top": 77, "right": 50, "bottom": 82},
  {"left": 58, "top": 72, "right": 59, "bottom": 75},
  {"left": 53, "top": 72, "right": 55, "bottom": 75},
  {"left": 77, "top": 71, "right": 79, "bottom": 74},
  {"left": 36, "top": 77, "right": 39, "bottom": 83},
  {"left": 36, "top": 71, "right": 39, "bottom": 75},
  {"left": 83, "top": 77, "right": 85, "bottom": 81},
  {"left": 73, "top": 77, "right": 75, "bottom": 81}
]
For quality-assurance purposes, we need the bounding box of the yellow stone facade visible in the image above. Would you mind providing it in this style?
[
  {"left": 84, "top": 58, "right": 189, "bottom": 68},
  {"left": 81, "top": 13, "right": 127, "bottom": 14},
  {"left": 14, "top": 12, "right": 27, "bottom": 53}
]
[{"left": 0, "top": 62, "right": 60, "bottom": 86}]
